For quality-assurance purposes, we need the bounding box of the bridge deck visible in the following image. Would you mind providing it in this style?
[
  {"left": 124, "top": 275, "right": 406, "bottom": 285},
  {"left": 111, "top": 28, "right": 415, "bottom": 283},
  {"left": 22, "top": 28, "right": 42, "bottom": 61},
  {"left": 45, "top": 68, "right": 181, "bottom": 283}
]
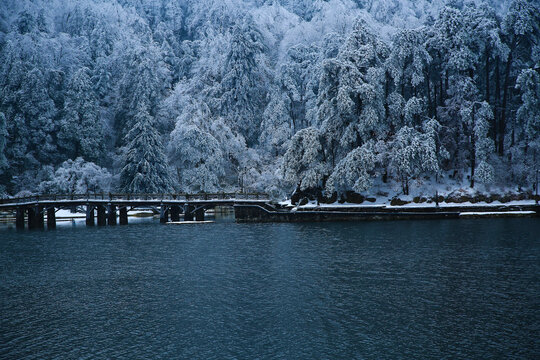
[{"left": 0, "top": 193, "right": 271, "bottom": 211}]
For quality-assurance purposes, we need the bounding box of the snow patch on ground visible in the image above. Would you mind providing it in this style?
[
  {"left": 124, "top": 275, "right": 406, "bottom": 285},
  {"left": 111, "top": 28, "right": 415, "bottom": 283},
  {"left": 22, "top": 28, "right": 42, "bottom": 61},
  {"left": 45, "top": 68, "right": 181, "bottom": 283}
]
[{"left": 289, "top": 199, "right": 537, "bottom": 210}]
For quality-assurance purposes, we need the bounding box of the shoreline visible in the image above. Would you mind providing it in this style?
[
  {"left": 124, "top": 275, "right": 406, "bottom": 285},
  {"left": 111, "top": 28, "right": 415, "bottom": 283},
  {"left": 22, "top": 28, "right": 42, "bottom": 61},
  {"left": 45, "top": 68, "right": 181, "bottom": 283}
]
[{"left": 234, "top": 201, "right": 539, "bottom": 222}]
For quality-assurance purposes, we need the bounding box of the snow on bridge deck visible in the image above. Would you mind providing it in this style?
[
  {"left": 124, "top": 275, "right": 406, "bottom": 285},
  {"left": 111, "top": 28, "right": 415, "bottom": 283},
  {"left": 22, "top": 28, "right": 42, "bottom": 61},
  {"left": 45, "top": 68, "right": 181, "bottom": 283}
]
[{"left": 0, "top": 193, "right": 271, "bottom": 210}]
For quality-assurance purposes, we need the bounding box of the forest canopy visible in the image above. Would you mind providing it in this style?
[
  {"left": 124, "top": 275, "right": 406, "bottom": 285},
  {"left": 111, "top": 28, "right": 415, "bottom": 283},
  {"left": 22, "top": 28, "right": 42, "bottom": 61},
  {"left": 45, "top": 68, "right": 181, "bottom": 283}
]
[{"left": 0, "top": 0, "right": 538, "bottom": 200}]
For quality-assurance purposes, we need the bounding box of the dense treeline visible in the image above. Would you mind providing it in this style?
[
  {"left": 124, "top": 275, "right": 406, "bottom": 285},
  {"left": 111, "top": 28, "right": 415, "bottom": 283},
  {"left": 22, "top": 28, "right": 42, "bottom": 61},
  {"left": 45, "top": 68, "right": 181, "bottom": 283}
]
[{"left": 0, "top": 0, "right": 538, "bottom": 199}]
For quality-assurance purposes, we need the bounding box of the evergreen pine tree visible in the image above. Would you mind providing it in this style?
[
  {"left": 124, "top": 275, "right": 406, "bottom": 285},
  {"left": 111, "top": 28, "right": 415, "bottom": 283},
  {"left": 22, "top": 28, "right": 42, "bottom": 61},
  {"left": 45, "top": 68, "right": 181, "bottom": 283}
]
[{"left": 119, "top": 104, "right": 173, "bottom": 193}]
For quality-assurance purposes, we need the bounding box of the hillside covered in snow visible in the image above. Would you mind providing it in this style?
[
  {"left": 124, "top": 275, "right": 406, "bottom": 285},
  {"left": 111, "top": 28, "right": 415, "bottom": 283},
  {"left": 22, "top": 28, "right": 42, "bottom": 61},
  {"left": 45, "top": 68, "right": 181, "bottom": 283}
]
[{"left": 0, "top": 0, "right": 538, "bottom": 201}]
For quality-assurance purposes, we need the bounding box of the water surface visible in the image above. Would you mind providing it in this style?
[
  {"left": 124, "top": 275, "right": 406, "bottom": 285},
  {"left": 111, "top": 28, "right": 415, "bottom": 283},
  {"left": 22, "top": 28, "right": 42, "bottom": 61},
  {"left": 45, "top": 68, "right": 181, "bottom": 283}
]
[{"left": 1, "top": 218, "right": 539, "bottom": 359}]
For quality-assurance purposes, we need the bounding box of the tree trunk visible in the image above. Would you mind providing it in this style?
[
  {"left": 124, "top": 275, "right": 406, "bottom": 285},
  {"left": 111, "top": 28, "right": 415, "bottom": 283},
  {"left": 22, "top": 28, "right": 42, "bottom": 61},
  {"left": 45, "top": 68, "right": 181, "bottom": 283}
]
[
  {"left": 444, "top": 70, "right": 449, "bottom": 103},
  {"left": 384, "top": 71, "right": 390, "bottom": 120},
  {"left": 494, "top": 55, "right": 500, "bottom": 149},
  {"left": 499, "top": 41, "right": 515, "bottom": 157},
  {"left": 485, "top": 47, "right": 490, "bottom": 103},
  {"left": 433, "top": 83, "right": 438, "bottom": 117},
  {"left": 426, "top": 71, "right": 432, "bottom": 118},
  {"left": 440, "top": 75, "right": 444, "bottom": 106},
  {"left": 470, "top": 108, "right": 476, "bottom": 188}
]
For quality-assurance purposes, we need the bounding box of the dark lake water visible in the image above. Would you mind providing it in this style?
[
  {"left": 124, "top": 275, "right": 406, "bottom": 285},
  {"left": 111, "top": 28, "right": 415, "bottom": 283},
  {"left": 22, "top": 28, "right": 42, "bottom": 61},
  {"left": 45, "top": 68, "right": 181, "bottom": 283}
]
[{"left": 1, "top": 217, "right": 539, "bottom": 359}]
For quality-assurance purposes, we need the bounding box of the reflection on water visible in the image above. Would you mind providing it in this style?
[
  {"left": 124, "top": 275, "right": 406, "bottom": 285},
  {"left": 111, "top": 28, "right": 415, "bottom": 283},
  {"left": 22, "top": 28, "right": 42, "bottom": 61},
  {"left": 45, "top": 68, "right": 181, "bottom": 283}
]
[{"left": 0, "top": 218, "right": 539, "bottom": 359}]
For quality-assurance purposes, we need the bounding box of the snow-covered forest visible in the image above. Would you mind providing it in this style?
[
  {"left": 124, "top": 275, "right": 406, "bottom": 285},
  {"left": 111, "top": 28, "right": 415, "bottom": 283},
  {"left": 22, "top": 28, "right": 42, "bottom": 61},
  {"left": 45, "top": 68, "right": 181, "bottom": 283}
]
[{"left": 0, "top": 0, "right": 538, "bottom": 200}]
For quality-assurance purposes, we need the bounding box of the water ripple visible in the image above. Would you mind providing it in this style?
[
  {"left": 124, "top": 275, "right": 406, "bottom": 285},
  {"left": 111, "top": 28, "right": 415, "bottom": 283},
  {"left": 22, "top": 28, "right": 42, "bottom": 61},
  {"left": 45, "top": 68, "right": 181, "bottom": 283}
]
[{"left": 1, "top": 219, "right": 539, "bottom": 359}]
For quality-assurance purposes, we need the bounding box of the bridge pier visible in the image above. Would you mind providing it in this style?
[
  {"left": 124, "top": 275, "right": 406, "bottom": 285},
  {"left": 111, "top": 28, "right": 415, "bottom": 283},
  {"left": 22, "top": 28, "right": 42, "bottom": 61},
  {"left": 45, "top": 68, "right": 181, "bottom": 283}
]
[
  {"left": 184, "top": 205, "right": 194, "bottom": 221},
  {"left": 28, "top": 206, "right": 44, "bottom": 229},
  {"left": 119, "top": 206, "right": 128, "bottom": 225},
  {"left": 195, "top": 207, "right": 205, "bottom": 221},
  {"left": 170, "top": 205, "right": 181, "bottom": 222},
  {"left": 86, "top": 205, "right": 95, "bottom": 226},
  {"left": 107, "top": 204, "right": 117, "bottom": 225},
  {"left": 97, "top": 205, "right": 107, "bottom": 226},
  {"left": 47, "top": 207, "right": 56, "bottom": 229},
  {"left": 37, "top": 206, "right": 45, "bottom": 229},
  {"left": 160, "top": 205, "right": 169, "bottom": 223},
  {"left": 27, "top": 207, "right": 36, "bottom": 228},
  {"left": 16, "top": 208, "right": 25, "bottom": 229}
]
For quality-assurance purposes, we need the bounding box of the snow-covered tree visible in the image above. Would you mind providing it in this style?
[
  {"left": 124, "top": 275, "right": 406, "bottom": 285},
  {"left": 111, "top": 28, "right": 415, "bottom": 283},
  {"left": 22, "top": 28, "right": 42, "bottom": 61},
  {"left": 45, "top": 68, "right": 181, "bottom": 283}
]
[
  {"left": 516, "top": 69, "right": 540, "bottom": 151},
  {"left": 282, "top": 127, "right": 329, "bottom": 191},
  {"left": 119, "top": 104, "right": 173, "bottom": 193},
  {"left": 259, "top": 91, "right": 293, "bottom": 155},
  {"left": 0, "top": 112, "right": 7, "bottom": 194},
  {"left": 116, "top": 42, "right": 171, "bottom": 139},
  {"left": 386, "top": 28, "right": 431, "bottom": 98},
  {"left": 168, "top": 120, "right": 224, "bottom": 193},
  {"left": 0, "top": 112, "right": 7, "bottom": 173},
  {"left": 39, "top": 157, "right": 112, "bottom": 194},
  {"left": 218, "top": 17, "right": 270, "bottom": 144},
  {"left": 0, "top": 0, "right": 536, "bottom": 199},
  {"left": 514, "top": 68, "right": 540, "bottom": 186},
  {"left": 389, "top": 126, "right": 440, "bottom": 195},
  {"left": 498, "top": 0, "right": 540, "bottom": 156},
  {"left": 317, "top": 19, "right": 388, "bottom": 165},
  {"left": 472, "top": 102, "right": 495, "bottom": 186},
  {"left": 280, "top": 43, "right": 321, "bottom": 131},
  {"left": 325, "top": 141, "right": 376, "bottom": 195},
  {"left": 58, "top": 67, "right": 105, "bottom": 163}
]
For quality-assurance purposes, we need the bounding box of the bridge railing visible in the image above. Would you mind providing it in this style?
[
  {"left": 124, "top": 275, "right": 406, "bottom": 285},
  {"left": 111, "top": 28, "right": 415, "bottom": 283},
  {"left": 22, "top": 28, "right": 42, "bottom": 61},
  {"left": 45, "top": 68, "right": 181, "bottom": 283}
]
[{"left": 0, "top": 192, "right": 269, "bottom": 205}]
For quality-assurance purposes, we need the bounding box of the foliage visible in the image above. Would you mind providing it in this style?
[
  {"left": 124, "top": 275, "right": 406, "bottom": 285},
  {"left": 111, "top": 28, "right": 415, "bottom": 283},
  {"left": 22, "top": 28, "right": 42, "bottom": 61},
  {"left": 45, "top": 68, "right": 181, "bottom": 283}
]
[{"left": 38, "top": 157, "right": 112, "bottom": 194}]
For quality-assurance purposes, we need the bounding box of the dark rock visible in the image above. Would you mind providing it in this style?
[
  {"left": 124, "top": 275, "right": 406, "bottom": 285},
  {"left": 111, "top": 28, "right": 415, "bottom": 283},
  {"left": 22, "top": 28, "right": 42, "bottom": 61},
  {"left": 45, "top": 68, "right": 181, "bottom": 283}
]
[
  {"left": 430, "top": 195, "right": 444, "bottom": 203},
  {"left": 366, "top": 197, "right": 376, "bottom": 203},
  {"left": 445, "top": 191, "right": 472, "bottom": 203},
  {"left": 390, "top": 197, "right": 410, "bottom": 206},
  {"left": 322, "top": 191, "right": 338, "bottom": 204},
  {"left": 345, "top": 191, "right": 364, "bottom": 204},
  {"left": 291, "top": 186, "right": 322, "bottom": 205}
]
